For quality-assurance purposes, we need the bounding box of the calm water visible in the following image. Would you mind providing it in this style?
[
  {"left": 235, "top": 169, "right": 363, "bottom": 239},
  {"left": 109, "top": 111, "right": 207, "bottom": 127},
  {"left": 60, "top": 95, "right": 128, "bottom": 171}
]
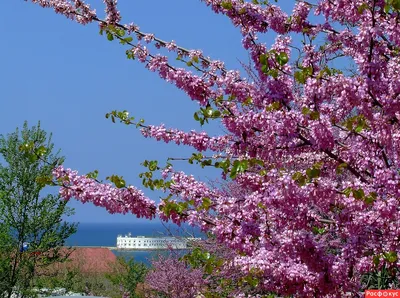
[{"left": 66, "top": 222, "right": 201, "bottom": 265}]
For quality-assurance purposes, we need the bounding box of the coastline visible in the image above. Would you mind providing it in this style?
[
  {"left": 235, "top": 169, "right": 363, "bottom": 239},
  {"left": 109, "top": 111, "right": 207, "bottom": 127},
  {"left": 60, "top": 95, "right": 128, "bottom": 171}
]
[{"left": 67, "top": 245, "right": 191, "bottom": 251}]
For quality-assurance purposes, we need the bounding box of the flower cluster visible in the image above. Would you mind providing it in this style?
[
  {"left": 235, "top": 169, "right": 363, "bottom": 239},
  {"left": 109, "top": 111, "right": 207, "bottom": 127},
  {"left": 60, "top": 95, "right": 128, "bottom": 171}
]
[
  {"left": 29, "top": 0, "right": 96, "bottom": 24},
  {"left": 28, "top": 0, "right": 400, "bottom": 296},
  {"left": 103, "top": 0, "right": 120, "bottom": 24},
  {"left": 52, "top": 166, "right": 155, "bottom": 219},
  {"left": 141, "top": 125, "right": 230, "bottom": 152},
  {"left": 145, "top": 254, "right": 206, "bottom": 298}
]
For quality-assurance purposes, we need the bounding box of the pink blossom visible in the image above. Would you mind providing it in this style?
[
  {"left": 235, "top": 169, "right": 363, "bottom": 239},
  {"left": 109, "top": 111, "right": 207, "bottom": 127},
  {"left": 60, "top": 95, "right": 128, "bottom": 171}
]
[
  {"left": 27, "top": 0, "right": 400, "bottom": 295},
  {"left": 52, "top": 166, "right": 155, "bottom": 219}
]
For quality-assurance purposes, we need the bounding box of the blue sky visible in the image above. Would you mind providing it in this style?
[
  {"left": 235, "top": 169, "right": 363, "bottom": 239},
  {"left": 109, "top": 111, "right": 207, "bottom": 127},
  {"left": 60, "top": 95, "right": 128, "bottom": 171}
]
[{"left": 1, "top": 0, "right": 297, "bottom": 223}]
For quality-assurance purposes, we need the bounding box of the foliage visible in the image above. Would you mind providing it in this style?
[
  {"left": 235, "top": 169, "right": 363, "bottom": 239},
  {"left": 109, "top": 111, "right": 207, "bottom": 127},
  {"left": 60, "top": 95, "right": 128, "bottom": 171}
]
[
  {"left": 0, "top": 225, "right": 13, "bottom": 295},
  {"left": 0, "top": 122, "right": 77, "bottom": 297},
  {"left": 34, "top": 255, "right": 147, "bottom": 298},
  {"left": 35, "top": 268, "right": 118, "bottom": 297},
  {"left": 23, "top": 0, "right": 400, "bottom": 296},
  {"left": 360, "top": 261, "right": 400, "bottom": 290},
  {"left": 106, "top": 257, "right": 148, "bottom": 298}
]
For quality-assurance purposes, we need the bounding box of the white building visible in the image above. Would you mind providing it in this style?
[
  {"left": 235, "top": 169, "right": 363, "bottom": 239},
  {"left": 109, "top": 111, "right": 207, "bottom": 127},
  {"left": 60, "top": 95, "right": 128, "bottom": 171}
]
[{"left": 116, "top": 233, "right": 200, "bottom": 250}]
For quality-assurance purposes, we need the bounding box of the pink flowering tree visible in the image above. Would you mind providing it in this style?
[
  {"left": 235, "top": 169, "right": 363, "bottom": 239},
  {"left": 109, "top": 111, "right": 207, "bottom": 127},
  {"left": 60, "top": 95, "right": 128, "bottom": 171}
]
[
  {"left": 145, "top": 237, "right": 259, "bottom": 298},
  {"left": 22, "top": 0, "right": 400, "bottom": 296},
  {"left": 145, "top": 253, "right": 206, "bottom": 298}
]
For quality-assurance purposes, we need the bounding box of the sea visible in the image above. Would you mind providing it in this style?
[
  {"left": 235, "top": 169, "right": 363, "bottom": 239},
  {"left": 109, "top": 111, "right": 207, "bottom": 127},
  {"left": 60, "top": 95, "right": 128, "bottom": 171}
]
[{"left": 66, "top": 221, "right": 202, "bottom": 265}]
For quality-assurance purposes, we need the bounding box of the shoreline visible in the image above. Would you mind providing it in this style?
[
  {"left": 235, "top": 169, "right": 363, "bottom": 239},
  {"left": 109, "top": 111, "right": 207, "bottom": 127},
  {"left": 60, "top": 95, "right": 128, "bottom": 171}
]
[{"left": 67, "top": 246, "right": 191, "bottom": 251}]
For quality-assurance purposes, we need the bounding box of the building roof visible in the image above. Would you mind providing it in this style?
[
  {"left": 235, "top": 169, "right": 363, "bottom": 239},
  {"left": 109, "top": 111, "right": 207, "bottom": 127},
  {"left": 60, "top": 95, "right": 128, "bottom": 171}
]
[
  {"left": 69, "top": 247, "right": 117, "bottom": 273},
  {"left": 43, "top": 247, "right": 118, "bottom": 274}
]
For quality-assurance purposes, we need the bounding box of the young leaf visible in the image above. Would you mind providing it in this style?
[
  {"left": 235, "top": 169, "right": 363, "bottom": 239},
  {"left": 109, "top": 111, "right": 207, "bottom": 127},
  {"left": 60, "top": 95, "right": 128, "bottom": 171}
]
[{"left": 276, "top": 52, "right": 289, "bottom": 66}]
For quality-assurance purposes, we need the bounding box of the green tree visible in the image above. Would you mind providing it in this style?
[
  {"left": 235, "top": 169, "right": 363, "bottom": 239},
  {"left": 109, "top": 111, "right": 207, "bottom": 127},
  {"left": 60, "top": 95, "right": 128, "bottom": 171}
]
[
  {"left": 106, "top": 257, "right": 148, "bottom": 298},
  {"left": 0, "top": 122, "right": 77, "bottom": 298}
]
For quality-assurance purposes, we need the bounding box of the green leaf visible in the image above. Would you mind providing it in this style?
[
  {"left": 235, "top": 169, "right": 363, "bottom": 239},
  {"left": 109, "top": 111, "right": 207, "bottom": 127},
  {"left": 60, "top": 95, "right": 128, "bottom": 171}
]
[
  {"left": 257, "top": 202, "right": 267, "bottom": 210},
  {"left": 249, "top": 158, "right": 264, "bottom": 167},
  {"left": 36, "top": 175, "right": 55, "bottom": 187},
  {"left": 298, "top": 176, "right": 307, "bottom": 186},
  {"left": 312, "top": 226, "right": 326, "bottom": 235},
  {"left": 357, "top": 3, "right": 369, "bottom": 14},
  {"left": 230, "top": 160, "right": 242, "bottom": 179},
  {"left": 261, "top": 64, "right": 269, "bottom": 74},
  {"left": 266, "top": 101, "right": 281, "bottom": 112},
  {"left": 212, "top": 110, "right": 221, "bottom": 118},
  {"left": 324, "top": 66, "right": 332, "bottom": 76},
  {"left": 201, "top": 159, "right": 212, "bottom": 168},
  {"left": 221, "top": 1, "right": 233, "bottom": 9},
  {"left": 124, "top": 36, "right": 133, "bottom": 43},
  {"left": 176, "top": 202, "right": 188, "bottom": 214},
  {"left": 352, "top": 188, "right": 365, "bottom": 200},
  {"left": 364, "top": 195, "right": 375, "bottom": 205},
  {"left": 304, "top": 66, "right": 313, "bottom": 76},
  {"left": 310, "top": 111, "right": 320, "bottom": 120},
  {"left": 302, "top": 107, "right": 311, "bottom": 115},
  {"left": 125, "top": 50, "right": 135, "bottom": 60},
  {"left": 355, "top": 123, "right": 363, "bottom": 133},
  {"left": 313, "top": 161, "right": 324, "bottom": 169},
  {"left": 373, "top": 255, "right": 380, "bottom": 266},
  {"left": 115, "top": 179, "right": 125, "bottom": 188},
  {"left": 355, "top": 117, "right": 367, "bottom": 133},
  {"left": 217, "top": 159, "right": 231, "bottom": 174},
  {"left": 383, "top": 251, "right": 398, "bottom": 263},
  {"left": 306, "top": 168, "right": 320, "bottom": 179},
  {"left": 116, "top": 28, "right": 125, "bottom": 37},
  {"left": 204, "top": 107, "right": 213, "bottom": 117},
  {"left": 19, "top": 142, "right": 34, "bottom": 154},
  {"left": 268, "top": 69, "right": 279, "bottom": 78},
  {"left": 109, "top": 175, "right": 126, "bottom": 188},
  {"left": 345, "top": 119, "right": 354, "bottom": 131},
  {"left": 149, "top": 161, "right": 158, "bottom": 171},
  {"left": 215, "top": 95, "right": 224, "bottom": 104},
  {"left": 276, "top": 52, "right": 289, "bottom": 66},
  {"left": 292, "top": 172, "right": 303, "bottom": 181},
  {"left": 259, "top": 54, "right": 268, "bottom": 65},
  {"left": 107, "top": 32, "right": 114, "bottom": 41},
  {"left": 86, "top": 170, "right": 99, "bottom": 179},
  {"left": 243, "top": 97, "right": 253, "bottom": 106},
  {"left": 342, "top": 187, "right": 352, "bottom": 197},
  {"left": 336, "top": 163, "right": 348, "bottom": 174},
  {"left": 294, "top": 71, "right": 306, "bottom": 84},
  {"left": 230, "top": 160, "right": 249, "bottom": 179},
  {"left": 244, "top": 275, "right": 259, "bottom": 287},
  {"left": 342, "top": 115, "right": 369, "bottom": 133},
  {"left": 35, "top": 145, "right": 47, "bottom": 157},
  {"left": 29, "top": 154, "right": 38, "bottom": 162},
  {"left": 230, "top": 168, "right": 238, "bottom": 179},
  {"left": 202, "top": 197, "right": 212, "bottom": 210},
  {"left": 393, "top": 0, "right": 400, "bottom": 10},
  {"left": 292, "top": 172, "right": 307, "bottom": 186},
  {"left": 238, "top": 7, "right": 247, "bottom": 14}
]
